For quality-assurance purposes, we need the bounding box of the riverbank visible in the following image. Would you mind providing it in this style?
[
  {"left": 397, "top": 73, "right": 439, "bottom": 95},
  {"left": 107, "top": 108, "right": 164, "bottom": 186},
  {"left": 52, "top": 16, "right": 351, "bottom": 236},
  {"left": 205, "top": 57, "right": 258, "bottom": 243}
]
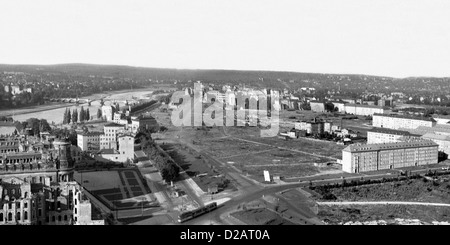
[{"left": 0, "top": 87, "right": 157, "bottom": 118}]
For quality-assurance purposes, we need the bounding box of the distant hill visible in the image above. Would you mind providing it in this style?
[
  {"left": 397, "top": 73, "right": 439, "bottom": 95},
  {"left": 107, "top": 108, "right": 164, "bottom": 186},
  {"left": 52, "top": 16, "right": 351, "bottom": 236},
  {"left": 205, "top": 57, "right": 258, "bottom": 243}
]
[{"left": 0, "top": 63, "right": 449, "bottom": 93}]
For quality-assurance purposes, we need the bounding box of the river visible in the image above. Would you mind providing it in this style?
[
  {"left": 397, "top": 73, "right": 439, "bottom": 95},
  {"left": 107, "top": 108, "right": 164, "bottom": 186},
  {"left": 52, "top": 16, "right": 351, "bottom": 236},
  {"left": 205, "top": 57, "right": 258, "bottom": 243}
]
[{"left": 0, "top": 89, "right": 156, "bottom": 124}]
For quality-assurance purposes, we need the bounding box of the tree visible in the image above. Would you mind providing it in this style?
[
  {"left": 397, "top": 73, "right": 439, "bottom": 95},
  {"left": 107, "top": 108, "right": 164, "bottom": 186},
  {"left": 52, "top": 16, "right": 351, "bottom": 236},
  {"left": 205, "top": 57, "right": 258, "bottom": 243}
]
[
  {"left": 79, "top": 106, "right": 85, "bottom": 122},
  {"left": 161, "top": 162, "right": 180, "bottom": 182},
  {"left": 324, "top": 102, "right": 335, "bottom": 112},
  {"left": 72, "top": 108, "right": 78, "bottom": 124},
  {"left": 97, "top": 108, "right": 102, "bottom": 119},
  {"left": 86, "top": 108, "right": 90, "bottom": 121},
  {"left": 67, "top": 109, "right": 71, "bottom": 124},
  {"left": 63, "top": 108, "right": 69, "bottom": 124},
  {"left": 39, "top": 119, "right": 51, "bottom": 133}
]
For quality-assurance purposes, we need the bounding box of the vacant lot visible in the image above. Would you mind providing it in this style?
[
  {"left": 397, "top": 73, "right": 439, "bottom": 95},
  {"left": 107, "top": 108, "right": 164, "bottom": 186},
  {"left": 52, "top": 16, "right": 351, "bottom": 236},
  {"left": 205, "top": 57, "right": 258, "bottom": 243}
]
[
  {"left": 312, "top": 174, "right": 450, "bottom": 224},
  {"left": 318, "top": 204, "right": 450, "bottom": 224},
  {"left": 224, "top": 148, "right": 334, "bottom": 181},
  {"left": 224, "top": 126, "right": 345, "bottom": 159},
  {"left": 314, "top": 175, "right": 450, "bottom": 203},
  {"left": 201, "top": 137, "right": 274, "bottom": 159},
  {"left": 231, "top": 208, "right": 296, "bottom": 225}
]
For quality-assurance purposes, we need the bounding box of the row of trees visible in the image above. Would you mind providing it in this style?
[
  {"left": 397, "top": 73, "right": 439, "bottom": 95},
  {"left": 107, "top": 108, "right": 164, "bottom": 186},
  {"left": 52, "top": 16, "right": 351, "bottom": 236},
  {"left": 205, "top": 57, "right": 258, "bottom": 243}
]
[
  {"left": 138, "top": 131, "right": 180, "bottom": 182},
  {"left": 21, "top": 118, "right": 52, "bottom": 136},
  {"left": 62, "top": 107, "right": 91, "bottom": 124}
]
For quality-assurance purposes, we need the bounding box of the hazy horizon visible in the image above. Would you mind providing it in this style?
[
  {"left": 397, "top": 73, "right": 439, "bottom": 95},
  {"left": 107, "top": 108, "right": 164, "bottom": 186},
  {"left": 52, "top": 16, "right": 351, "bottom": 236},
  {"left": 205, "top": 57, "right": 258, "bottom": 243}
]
[{"left": 1, "top": 0, "right": 449, "bottom": 78}]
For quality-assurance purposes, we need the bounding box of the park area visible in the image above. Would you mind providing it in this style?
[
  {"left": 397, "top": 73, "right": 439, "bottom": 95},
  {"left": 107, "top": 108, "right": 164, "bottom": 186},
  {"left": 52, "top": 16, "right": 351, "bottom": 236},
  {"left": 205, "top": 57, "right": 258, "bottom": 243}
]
[{"left": 74, "top": 169, "right": 158, "bottom": 210}]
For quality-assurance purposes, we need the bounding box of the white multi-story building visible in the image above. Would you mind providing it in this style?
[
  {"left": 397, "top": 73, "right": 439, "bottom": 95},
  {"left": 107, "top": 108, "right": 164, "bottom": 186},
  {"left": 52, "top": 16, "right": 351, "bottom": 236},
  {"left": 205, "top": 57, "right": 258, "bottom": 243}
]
[
  {"left": 100, "top": 123, "right": 125, "bottom": 150},
  {"left": 342, "top": 137, "right": 438, "bottom": 173},
  {"left": 367, "top": 128, "right": 418, "bottom": 144},
  {"left": 421, "top": 133, "right": 450, "bottom": 156},
  {"left": 77, "top": 131, "right": 102, "bottom": 152},
  {"left": 373, "top": 114, "right": 436, "bottom": 130},
  {"left": 310, "top": 101, "right": 325, "bottom": 112},
  {"left": 97, "top": 134, "right": 135, "bottom": 164},
  {"left": 331, "top": 101, "right": 346, "bottom": 112},
  {"left": 101, "top": 105, "right": 115, "bottom": 122},
  {"left": 343, "top": 104, "right": 384, "bottom": 116}
]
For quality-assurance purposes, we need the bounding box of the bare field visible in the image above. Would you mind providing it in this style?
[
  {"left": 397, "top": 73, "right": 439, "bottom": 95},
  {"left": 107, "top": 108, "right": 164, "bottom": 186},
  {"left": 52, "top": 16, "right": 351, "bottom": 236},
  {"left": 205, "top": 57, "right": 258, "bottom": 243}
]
[
  {"left": 200, "top": 137, "right": 274, "bottom": 159},
  {"left": 224, "top": 148, "right": 333, "bottom": 181},
  {"left": 316, "top": 175, "right": 450, "bottom": 203},
  {"left": 313, "top": 174, "right": 450, "bottom": 224},
  {"left": 318, "top": 204, "right": 450, "bottom": 224},
  {"left": 225, "top": 126, "right": 345, "bottom": 159},
  {"left": 231, "top": 208, "right": 296, "bottom": 225}
]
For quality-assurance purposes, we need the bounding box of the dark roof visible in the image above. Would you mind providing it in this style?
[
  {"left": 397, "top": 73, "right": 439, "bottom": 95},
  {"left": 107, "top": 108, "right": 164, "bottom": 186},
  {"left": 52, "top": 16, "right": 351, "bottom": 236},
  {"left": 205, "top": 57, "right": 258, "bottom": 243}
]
[
  {"left": 104, "top": 123, "right": 125, "bottom": 127},
  {"left": 98, "top": 149, "right": 118, "bottom": 154},
  {"left": 368, "top": 127, "right": 420, "bottom": 136},
  {"left": 79, "top": 131, "right": 103, "bottom": 136},
  {"left": 344, "top": 139, "right": 438, "bottom": 153},
  {"left": 345, "top": 103, "right": 384, "bottom": 109}
]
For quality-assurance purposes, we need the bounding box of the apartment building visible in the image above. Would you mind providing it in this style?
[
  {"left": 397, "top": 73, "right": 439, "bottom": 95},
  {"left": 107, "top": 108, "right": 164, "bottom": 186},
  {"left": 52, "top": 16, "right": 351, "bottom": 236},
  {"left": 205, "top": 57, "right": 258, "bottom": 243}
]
[
  {"left": 342, "top": 137, "right": 438, "bottom": 173},
  {"left": 367, "top": 128, "right": 419, "bottom": 144},
  {"left": 77, "top": 131, "right": 103, "bottom": 152},
  {"left": 373, "top": 113, "right": 436, "bottom": 130}
]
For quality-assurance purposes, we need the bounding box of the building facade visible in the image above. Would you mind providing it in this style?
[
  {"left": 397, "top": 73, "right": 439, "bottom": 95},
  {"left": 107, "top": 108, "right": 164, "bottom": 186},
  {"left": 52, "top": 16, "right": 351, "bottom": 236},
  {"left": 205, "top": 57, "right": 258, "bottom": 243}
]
[
  {"left": 373, "top": 113, "right": 436, "bottom": 130},
  {"left": 77, "top": 132, "right": 102, "bottom": 152},
  {"left": 343, "top": 104, "right": 384, "bottom": 116},
  {"left": 342, "top": 138, "right": 438, "bottom": 173},
  {"left": 310, "top": 101, "right": 325, "bottom": 113},
  {"left": 99, "top": 123, "right": 125, "bottom": 150},
  {"left": 367, "top": 128, "right": 418, "bottom": 144}
]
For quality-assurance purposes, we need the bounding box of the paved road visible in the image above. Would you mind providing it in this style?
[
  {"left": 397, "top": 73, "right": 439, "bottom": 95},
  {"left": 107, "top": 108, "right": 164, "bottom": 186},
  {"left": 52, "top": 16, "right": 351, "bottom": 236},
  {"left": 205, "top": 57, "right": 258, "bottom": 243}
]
[{"left": 180, "top": 166, "right": 450, "bottom": 225}]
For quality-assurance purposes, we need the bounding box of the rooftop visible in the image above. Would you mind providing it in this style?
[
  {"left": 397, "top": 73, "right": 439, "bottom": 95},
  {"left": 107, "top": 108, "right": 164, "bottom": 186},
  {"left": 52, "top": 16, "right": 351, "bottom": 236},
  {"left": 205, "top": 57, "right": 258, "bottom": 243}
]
[
  {"left": 345, "top": 104, "right": 385, "bottom": 109},
  {"left": 400, "top": 125, "right": 450, "bottom": 135},
  {"left": 98, "top": 149, "right": 119, "bottom": 155},
  {"left": 422, "top": 133, "right": 450, "bottom": 141},
  {"left": 373, "top": 113, "right": 436, "bottom": 122},
  {"left": 104, "top": 123, "right": 125, "bottom": 128},
  {"left": 78, "top": 131, "right": 103, "bottom": 136},
  {"left": 0, "top": 126, "right": 18, "bottom": 135},
  {"left": 0, "top": 152, "right": 42, "bottom": 159},
  {"left": 343, "top": 138, "right": 437, "bottom": 153},
  {"left": 368, "top": 127, "right": 420, "bottom": 136}
]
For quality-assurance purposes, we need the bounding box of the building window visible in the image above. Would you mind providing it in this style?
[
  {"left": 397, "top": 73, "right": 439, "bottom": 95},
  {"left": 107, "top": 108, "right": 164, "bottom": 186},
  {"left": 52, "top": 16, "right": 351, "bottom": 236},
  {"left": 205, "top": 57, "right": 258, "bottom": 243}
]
[
  {"left": 17, "top": 212, "right": 21, "bottom": 221},
  {"left": 58, "top": 215, "right": 62, "bottom": 222},
  {"left": 52, "top": 216, "right": 56, "bottom": 222},
  {"left": 8, "top": 213, "right": 12, "bottom": 221},
  {"left": 24, "top": 211, "right": 28, "bottom": 220},
  {"left": 38, "top": 209, "right": 42, "bottom": 217},
  {"left": 64, "top": 215, "right": 68, "bottom": 221},
  {"left": 74, "top": 208, "right": 77, "bottom": 214},
  {"left": 24, "top": 202, "right": 28, "bottom": 208},
  {"left": 0, "top": 213, "right": 3, "bottom": 221}
]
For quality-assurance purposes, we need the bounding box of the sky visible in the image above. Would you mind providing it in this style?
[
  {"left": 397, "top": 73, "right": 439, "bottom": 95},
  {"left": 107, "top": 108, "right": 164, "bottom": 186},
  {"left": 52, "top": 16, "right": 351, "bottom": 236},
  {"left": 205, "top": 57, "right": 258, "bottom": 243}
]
[{"left": 0, "top": 0, "right": 449, "bottom": 78}]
